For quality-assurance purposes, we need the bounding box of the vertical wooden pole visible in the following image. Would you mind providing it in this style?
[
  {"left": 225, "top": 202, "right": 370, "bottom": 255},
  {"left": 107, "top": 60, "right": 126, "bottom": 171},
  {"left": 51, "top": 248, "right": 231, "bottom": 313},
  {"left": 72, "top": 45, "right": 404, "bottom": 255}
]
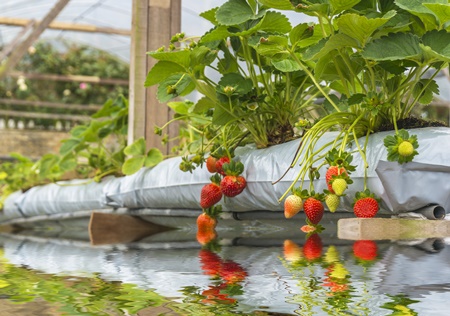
[{"left": 128, "top": 0, "right": 181, "bottom": 154}]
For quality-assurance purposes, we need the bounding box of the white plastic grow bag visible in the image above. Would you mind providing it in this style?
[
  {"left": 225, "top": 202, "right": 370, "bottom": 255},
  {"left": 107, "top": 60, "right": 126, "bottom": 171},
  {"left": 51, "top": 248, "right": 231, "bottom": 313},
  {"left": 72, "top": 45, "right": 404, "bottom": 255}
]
[
  {"left": 108, "top": 127, "right": 450, "bottom": 215},
  {"left": 7, "top": 176, "right": 122, "bottom": 220},
  {"left": 1, "top": 127, "right": 450, "bottom": 222}
]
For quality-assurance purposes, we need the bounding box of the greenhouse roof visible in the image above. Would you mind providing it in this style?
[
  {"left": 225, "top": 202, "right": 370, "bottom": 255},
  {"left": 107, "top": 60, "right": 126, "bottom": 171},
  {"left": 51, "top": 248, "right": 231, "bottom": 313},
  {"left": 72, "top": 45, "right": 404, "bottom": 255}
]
[{"left": 0, "top": 0, "right": 227, "bottom": 62}]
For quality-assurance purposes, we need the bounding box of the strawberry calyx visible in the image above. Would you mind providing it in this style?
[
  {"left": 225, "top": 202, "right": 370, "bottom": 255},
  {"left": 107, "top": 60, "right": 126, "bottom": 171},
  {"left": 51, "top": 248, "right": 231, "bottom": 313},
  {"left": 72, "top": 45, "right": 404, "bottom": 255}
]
[
  {"left": 210, "top": 173, "right": 222, "bottom": 185},
  {"left": 222, "top": 160, "right": 244, "bottom": 176},
  {"left": 325, "top": 149, "right": 356, "bottom": 173},
  {"left": 204, "top": 204, "right": 223, "bottom": 219},
  {"left": 301, "top": 189, "right": 325, "bottom": 202},
  {"left": 352, "top": 189, "right": 380, "bottom": 205}
]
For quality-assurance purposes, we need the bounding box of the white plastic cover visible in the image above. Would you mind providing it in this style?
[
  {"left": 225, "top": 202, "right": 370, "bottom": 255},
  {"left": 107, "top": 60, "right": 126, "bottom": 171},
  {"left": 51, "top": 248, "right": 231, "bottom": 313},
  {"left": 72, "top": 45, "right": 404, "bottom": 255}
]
[{"left": 1, "top": 127, "right": 450, "bottom": 222}]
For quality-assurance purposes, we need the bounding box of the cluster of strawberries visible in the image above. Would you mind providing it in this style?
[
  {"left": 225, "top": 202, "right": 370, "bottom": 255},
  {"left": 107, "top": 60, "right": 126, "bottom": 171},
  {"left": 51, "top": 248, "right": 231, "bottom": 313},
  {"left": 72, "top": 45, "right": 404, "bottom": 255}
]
[
  {"left": 196, "top": 154, "right": 247, "bottom": 244},
  {"left": 284, "top": 150, "right": 380, "bottom": 228}
]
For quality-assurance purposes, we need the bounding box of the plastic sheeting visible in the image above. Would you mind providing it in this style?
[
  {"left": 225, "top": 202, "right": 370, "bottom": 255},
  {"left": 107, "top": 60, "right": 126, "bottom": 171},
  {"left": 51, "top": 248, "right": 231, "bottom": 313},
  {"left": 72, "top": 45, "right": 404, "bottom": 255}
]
[
  {"left": 1, "top": 127, "right": 450, "bottom": 223},
  {"left": 108, "top": 127, "right": 450, "bottom": 214}
]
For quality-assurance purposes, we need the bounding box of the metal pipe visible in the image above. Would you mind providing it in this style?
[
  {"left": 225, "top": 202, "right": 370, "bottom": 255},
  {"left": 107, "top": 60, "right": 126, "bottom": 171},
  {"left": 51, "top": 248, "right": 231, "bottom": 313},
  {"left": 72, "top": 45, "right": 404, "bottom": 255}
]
[{"left": 414, "top": 204, "right": 446, "bottom": 220}]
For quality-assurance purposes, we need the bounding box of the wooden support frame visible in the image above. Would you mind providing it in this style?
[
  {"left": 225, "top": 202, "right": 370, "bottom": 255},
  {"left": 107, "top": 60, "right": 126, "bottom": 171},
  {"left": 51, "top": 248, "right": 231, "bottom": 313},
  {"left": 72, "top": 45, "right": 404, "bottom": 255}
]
[
  {"left": 9, "top": 71, "right": 129, "bottom": 86},
  {"left": 0, "top": 16, "right": 131, "bottom": 36},
  {"left": 128, "top": 0, "right": 181, "bottom": 154},
  {"left": 0, "top": 0, "right": 71, "bottom": 79}
]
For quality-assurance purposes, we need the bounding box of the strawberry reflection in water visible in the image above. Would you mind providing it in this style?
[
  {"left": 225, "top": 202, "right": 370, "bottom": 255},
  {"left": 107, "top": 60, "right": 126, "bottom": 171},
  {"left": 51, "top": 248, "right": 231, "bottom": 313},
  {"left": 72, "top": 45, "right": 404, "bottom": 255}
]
[{"left": 198, "top": 246, "right": 247, "bottom": 306}]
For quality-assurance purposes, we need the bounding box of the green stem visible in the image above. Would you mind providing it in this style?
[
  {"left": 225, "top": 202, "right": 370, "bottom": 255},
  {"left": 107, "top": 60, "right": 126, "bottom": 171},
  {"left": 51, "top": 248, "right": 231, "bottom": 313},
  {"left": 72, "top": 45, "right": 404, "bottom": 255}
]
[{"left": 289, "top": 52, "right": 341, "bottom": 112}]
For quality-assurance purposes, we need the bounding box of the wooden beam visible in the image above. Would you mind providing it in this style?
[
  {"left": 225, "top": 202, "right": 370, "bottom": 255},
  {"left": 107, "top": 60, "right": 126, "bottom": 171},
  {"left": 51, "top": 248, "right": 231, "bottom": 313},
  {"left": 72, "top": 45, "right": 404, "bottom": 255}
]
[
  {"left": 128, "top": 0, "right": 181, "bottom": 154},
  {"left": 0, "top": 109, "right": 90, "bottom": 121},
  {"left": 0, "top": 16, "right": 131, "bottom": 36},
  {"left": 0, "top": 98, "right": 102, "bottom": 112},
  {"left": 0, "top": 20, "right": 36, "bottom": 60},
  {"left": 9, "top": 71, "right": 129, "bottom": 86},
  {"left": 0, "top": 0, "right": 71, "bottom": 80},
  {"left": 338, "top": 218, "right": 450, "bottom": 240}
]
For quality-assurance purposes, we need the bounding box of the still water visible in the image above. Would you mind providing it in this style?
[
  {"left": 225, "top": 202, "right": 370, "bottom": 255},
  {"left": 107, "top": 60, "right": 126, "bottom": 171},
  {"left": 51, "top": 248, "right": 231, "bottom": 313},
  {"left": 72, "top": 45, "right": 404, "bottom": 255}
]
[{"left": 0, "top": 217, "right": 449, "bottom": 316}]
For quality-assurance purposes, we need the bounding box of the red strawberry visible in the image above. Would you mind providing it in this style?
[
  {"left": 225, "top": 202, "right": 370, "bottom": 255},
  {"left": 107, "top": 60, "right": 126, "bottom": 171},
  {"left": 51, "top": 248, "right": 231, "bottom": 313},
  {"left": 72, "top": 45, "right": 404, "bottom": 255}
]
[
  {"left": 215, "top": 156, "right": 230, "bottom": 176},
  {"left": 220, "top": 175, "right": 246, "bottom": 197},
  {"left": 206, "top": 156, "right": 218, "bottom": 173},
  {"left": 325, "top": 166, "right": 347, "bottom": 193},
  {"left": 303, "top": 197, "right": 324, "bottom": 224},
  {"left": 284, "top": 194, "right": 303, "bottom": 219},
  {"left": 200, "top": 183, "right": 222, "bottom": 209},
  {"left": 353, "top": 240, "right": 378, "bottom": 261},
  {"left": 353, "top": 197, "right": 379, "bottom": 218},
  {"left": 197, "top": 213, "right": 217, "bottom": 231},
  {"left": 196, "top": 229, "right": 217, "bottom": 245},
  {"left": 220, "top": 261, "right": 247, "bottom": 284},
  {"left": 303, "top": 233, "right": 323, "bottom": 261}
]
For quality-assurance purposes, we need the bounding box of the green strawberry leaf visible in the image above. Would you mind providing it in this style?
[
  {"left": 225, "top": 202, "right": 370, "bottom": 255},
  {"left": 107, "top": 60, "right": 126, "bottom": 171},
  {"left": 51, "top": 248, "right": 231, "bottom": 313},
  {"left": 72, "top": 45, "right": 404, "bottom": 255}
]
[
  {"left": 412, "top": 79, "right": 439, "bottom": 105},
  {"left": 361, "top": 32, "right": 422, "bottom": 61},
  {"left": 144, "top": 61, "right": 185, "bottom": 87},
  {"left": 124, "top": 138, "right": 146, "bottom": 156},
  {"left": 258, "top": 0, "right": 293, "bottom": 10},
  {"left": 122, "top": 156, "right": 146, "bottom": 175},
  {"left": 215, "top": 0, "right": 255, "bottom": 26},
  {"left": 144, "top": 148, "right": 163, "bottom": 168}
]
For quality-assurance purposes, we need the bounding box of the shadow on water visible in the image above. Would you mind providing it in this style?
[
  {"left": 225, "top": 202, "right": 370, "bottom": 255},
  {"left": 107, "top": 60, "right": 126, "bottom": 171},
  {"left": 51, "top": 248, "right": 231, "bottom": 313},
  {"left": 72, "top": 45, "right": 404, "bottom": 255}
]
[{"left": 0, "top": 216, "right": 450, "bottom": 315}]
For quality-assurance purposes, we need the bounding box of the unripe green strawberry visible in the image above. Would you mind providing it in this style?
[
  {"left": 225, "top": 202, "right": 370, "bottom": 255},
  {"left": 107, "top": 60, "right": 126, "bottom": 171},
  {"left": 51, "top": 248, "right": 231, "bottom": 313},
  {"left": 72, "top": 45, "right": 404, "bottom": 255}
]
[
  {"left": 284, "top": 195, "right": 303, "bottom": 219},
  {"left": 331, "top": 178, "right": 347, "bottom": 196},
  {"left": 325, "top": 194, "right": 340, "bottom": 212},
  {"left": 303, "top": 197, "right": 324, "bottom": 224},
  {"left": 353, "top": 197, "right": 379, "bottom": 218},
  {"left": 325, "top": 166, "right": 347, "bottom": 193},
  {"left": 398, "top": 140, "right": 414, "bottom": 157}
]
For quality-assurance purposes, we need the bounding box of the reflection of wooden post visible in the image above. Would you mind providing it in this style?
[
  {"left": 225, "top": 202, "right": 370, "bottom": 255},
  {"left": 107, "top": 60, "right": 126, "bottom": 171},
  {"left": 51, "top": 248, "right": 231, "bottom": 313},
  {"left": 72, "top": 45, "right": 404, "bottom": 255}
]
[{"left": 128, "top": 0, "right": 181, "bottom": 154}]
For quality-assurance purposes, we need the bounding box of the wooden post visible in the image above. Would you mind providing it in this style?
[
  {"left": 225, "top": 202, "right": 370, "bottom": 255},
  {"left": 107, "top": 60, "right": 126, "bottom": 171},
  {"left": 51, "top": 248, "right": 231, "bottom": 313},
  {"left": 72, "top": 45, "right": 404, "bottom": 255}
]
[
  {"left": 128, "top": 0, "right": 181, "bottom": 154},
  {"left": 0, "top": 0, "right": 70, "bottom": 79}
]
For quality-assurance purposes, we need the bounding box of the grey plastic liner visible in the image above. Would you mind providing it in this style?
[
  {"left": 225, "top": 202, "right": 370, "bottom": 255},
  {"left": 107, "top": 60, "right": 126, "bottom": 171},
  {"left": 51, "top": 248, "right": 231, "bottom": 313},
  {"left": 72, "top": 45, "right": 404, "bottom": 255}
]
[
  {"left": 11, "top": 176, "right": 122, "bottom": 220},
  {"left": 1, "top": 127, "right": 450, "bottom": 222},
  {"left": 108, "top": 127, "right": 450, "bottom": 214}
]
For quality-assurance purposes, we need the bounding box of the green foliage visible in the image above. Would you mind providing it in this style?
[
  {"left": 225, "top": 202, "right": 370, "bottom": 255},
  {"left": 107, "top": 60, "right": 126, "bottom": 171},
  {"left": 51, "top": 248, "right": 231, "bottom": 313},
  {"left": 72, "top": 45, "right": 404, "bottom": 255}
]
[{"left": 0, "top": 95, "right": 164, "bottom": 208}]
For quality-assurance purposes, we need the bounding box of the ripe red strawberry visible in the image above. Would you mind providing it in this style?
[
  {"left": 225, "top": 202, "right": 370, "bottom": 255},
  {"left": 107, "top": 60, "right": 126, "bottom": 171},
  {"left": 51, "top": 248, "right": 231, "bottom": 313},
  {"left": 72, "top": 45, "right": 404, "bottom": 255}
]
[
  {"left": 215, "top": 156, "right": 230, "bottom": 176},
  {"left": 326, "top": 166, "right": 347, "bottom": 193},
  {"left": 284, "top": 194, "right": 303, "bottom": 219},
  {"left": 206, "top": 155, "right": 217, "bottom": 173},
  {"left": 220, "top": 175, "right": 246, "bottom": 197},
  {"left": 353, "top": 197, "right": 379, "bottom": 218},
  {"left": 197, "top": 213, "right": 217, "bottom": 231},
  {"left": 303, "top": 233, "right": 323, "bottom": 261},
  {"left": 303, "top": 197, "right": 324, "bottom": 224},
  {"left": 353, "top": 240, "right": 378, "bottom": 261},
  {"left": 200, "top": 183, "right": 222, "bottom": 209}
]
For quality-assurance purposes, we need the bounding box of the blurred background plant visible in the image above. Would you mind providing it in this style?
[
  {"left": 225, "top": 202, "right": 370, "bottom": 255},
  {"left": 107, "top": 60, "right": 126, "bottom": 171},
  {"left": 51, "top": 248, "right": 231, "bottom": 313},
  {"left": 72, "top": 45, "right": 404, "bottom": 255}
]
[{"left": 0, "top": 39, "right": 129, "bottom": 129}]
